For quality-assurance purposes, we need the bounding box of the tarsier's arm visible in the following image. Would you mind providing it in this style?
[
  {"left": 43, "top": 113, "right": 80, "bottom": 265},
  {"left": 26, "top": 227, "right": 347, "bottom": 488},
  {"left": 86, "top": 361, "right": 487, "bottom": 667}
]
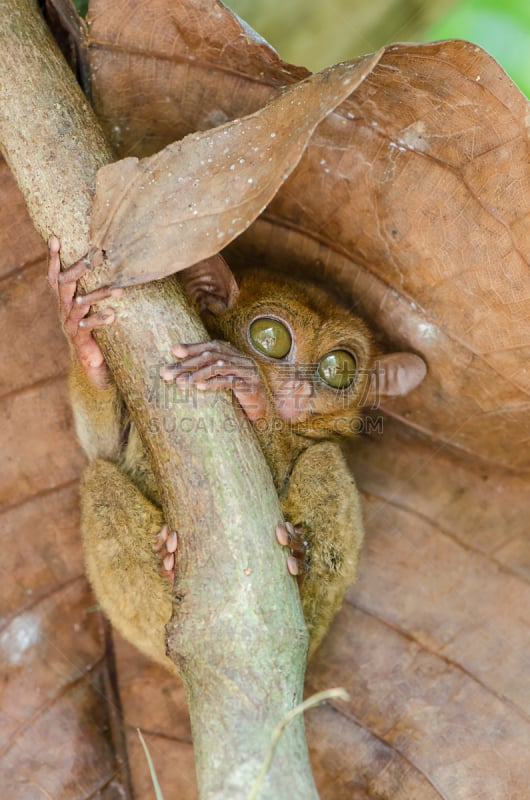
[
  {"left": 48, "top": 237, "right": 126, "bottom": 460},
  {"left": 68, "top": 359, "right": 126, "bottom": 461}
]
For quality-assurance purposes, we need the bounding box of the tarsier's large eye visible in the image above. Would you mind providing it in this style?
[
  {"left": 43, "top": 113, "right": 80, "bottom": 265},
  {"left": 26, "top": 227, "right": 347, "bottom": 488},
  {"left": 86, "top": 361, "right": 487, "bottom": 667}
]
[
  {"left": 249, "top": 317, "right": 292, "bottom": 358},
  {"left": 318, "top": 350, "right": 357, "bottom": 389}
]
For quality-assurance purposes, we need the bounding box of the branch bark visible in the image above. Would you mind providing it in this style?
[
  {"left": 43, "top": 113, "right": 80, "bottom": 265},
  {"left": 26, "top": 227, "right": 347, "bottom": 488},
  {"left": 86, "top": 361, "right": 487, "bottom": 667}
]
[{"left": 0, "top": 1, "right": 316, "bottom": 797}]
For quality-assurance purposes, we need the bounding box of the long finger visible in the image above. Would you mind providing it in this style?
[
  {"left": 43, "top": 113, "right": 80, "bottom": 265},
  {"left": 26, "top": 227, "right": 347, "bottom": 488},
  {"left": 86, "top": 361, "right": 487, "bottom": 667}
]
[
  {"left": 64, "top": 306, "right": 114, "bottom": 339},
  {"left": 60, "top": 284, "right": 120, "bottom": 328},
  {"left": 192, "top": 376, "right": 238, "bottom": 392},
  {"left": 190, "top": 363, "right": 257, "bottom": 386},
  {"left": 164, "top": 349, "right": 252, "bottom": 375},
  {"left": 58, "top": 274, "right": 78, "bottom": 323},
  {"left": 77, "top": 309, "right": 116, "bottom": 332},
  {"left": 56, "top": 261, "right": 90, "bottom": 322},
  {"left": 161, "top": 359, "right": 253, "bottom": 386},
  {"left": 73, "top": 285, "right": 123, "bottom": 308},
  {"left": 57, "top": 258, "right": 88, "bottom": 285},
  {"left": 47, "top": 235, "right": 62, "bottom": 293},
  {"left": 170, "top": 340, "right": 240, "bottom": 360}
]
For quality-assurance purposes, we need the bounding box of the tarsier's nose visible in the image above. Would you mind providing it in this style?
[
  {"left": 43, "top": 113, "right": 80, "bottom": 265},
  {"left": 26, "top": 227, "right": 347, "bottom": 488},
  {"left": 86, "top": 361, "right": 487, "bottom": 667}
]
[{"left": 273, "top": 379, "right": 313, "bottom": 422}]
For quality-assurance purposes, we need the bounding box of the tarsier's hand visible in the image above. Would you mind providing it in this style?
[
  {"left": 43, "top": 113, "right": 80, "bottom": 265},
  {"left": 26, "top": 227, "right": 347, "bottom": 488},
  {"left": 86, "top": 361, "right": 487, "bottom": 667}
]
[
  {"left": 47, "top": 236, "right": 121, "bottom": 389},
  {"left": 160, "top": 340, "right": 269, "bottom": 423}
]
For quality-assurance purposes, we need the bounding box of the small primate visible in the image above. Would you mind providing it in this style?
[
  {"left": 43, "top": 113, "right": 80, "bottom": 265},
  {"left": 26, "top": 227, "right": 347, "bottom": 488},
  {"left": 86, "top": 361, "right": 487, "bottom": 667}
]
[{"left": 48, "top": 237, "right": 425, "bottom": 673}]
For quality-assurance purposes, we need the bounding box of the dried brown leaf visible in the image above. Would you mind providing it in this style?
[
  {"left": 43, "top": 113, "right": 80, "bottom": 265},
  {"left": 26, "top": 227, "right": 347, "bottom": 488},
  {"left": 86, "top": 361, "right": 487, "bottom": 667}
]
[
  {"left": 90, "top": 55, "right": 381, "bottom": 287},
  {"left": 256, "top": 41, "right": 530, "bottom": 473},
  {"left": 76, "top": 4, "right": 530, "bottom": 796},
  {"left": 80, "top": 1, "right": 530, "bottom": 470},
  {"left": 4, "top": 0, "right": 529, "bottom": 798}
]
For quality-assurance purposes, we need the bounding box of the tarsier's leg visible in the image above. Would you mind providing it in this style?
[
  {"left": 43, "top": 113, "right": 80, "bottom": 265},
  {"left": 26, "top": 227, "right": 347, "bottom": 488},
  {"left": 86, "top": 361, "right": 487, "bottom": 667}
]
[
  {"left": 80, "top": 458, "right": 178, "bottom": 674},
  {"left": 280, "top": 441, "right": 364, "bottom": 657}
]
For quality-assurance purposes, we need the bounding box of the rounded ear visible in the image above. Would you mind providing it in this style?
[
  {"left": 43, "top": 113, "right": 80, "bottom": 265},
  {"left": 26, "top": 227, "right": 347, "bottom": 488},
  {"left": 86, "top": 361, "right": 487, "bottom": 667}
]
[
  {"left": 178, "top": 254, "right": 239, "bottom": 315},
  {"left": 373, "top": 352, "right": 427, "bottom": 397}
]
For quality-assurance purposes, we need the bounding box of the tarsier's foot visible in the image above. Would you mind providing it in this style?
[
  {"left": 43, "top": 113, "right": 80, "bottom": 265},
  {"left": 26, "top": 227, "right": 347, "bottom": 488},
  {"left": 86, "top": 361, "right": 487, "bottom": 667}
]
[
  {"left": 151, "top": 519, "right": 305, "bottom": 587},
  {"left": 47, "top": 236, "right": 121, "bottom": 388},
  {"left": 275, "top": 522, "right": 309, "bottom": 582},
  {"left": 152, "top": 524, "right": 178, "bottom": 585}
]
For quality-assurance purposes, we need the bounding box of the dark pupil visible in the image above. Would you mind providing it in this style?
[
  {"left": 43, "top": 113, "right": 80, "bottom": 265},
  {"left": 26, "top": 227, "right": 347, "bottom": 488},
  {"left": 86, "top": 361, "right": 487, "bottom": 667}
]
[
  {"left": 249, "top": 318, "right": 292, "bottom": 358},
  {"left": 318, "top": 350, "right": 356, "bottom": 388}
]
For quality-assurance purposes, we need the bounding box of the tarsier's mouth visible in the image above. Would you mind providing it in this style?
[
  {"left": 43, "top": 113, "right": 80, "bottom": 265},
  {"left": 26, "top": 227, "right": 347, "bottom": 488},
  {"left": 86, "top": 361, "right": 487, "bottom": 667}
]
[{"left": 292, "top": 415, "right": 362, "bottom": 440}]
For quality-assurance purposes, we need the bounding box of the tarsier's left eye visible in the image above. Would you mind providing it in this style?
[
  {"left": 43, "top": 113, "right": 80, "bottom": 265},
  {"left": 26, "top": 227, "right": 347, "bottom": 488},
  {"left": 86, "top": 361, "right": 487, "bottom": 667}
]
[
  {"left": 317, "top": 350, "right": 357, "bottom": 389},
  {"left": 249, "top": 317, "right": 292, "bottom": 359}
]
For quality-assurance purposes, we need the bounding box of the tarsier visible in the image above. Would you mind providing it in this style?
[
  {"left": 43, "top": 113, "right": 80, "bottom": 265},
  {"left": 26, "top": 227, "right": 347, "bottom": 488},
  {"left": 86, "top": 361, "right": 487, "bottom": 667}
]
[{"left": 48, "top": 237, "right": 426, "bottom": 673}]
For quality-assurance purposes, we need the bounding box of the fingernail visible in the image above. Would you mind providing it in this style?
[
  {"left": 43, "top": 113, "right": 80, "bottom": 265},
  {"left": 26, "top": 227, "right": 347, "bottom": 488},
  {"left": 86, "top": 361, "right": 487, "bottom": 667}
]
[
  {"left": 275, "top": 525, "right": 289, "bottom": 546},
  {"left": 172, "top": 344, "right": 188, "bottom": 357},
  {"left": 285, "top": 521, "right": 295, "bottom": 536},
  {"left": 160, "top": 366, "right": 177, "bottom": 381},
  {"left": 166, "top": 531, "right": 178, "bottom": 553},
  {"left": 163, "top": 553, "right": 174, "bottom": 572},
  {"left": 287, "top": 556, "right": 299, "bottom": 576}
]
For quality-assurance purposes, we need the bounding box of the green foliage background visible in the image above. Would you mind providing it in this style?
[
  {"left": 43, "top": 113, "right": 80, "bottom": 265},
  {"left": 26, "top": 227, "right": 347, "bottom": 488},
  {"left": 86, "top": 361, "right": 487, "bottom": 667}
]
[
  {"left": 227, "top": 0, "right": 529, "bottom": 96},
  {"left": 427, "top": 0, "right": 529, "bottom": 96}
]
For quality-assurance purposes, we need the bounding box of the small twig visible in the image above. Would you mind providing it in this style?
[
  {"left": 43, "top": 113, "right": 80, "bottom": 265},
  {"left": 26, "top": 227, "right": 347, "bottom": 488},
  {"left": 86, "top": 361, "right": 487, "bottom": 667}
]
[
  {"left": 137, "top": 728, "right": 165, "bottom": 800},
  {"left": 247, "top": 687, "right": 350, "bottom": 800}
]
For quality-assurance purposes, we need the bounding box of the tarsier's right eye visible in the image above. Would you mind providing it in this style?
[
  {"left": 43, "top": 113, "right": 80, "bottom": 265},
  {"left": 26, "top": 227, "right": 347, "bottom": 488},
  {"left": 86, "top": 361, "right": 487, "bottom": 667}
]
[
  {"left": 317, "top": 349, "right": 357, "bottom": 389},
  {"left": 249, "top": 317, "right": 292, "bottom": 359}
]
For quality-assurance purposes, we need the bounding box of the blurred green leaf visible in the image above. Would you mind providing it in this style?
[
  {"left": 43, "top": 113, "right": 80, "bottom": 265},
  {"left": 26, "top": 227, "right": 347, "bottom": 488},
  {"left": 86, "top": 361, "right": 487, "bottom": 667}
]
[
  {"left": 428, "top": 0, "right": 530, "bottom": 95},
  {"left": 72, "top": 0, "right": 88, "bottom": 18},
  {"left": 226, "top": 0, "right": 455, "bottom": 70}
]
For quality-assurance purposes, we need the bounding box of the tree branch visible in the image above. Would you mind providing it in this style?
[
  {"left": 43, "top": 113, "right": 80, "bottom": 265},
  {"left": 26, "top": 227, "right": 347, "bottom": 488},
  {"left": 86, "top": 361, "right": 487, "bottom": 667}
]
[{"left": 0, "top": 1, "right": 316, "bottom": 797}]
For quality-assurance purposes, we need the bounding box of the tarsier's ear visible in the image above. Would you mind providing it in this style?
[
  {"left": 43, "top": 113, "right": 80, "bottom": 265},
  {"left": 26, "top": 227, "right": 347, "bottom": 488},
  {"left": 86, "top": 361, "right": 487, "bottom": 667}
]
[
  {"left": 179, "top": 254, "right": 240, "bottom": 315},
  {"left": 374, "top": 352, "right": 427, "bottom": 397}
]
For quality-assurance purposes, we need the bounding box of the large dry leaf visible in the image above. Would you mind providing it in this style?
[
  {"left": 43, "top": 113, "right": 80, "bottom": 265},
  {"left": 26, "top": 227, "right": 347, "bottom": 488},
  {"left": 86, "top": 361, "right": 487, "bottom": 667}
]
[
  {"left": 84, "top": 1, "right": 530, "bottom": 472},
  {"left": 90, "top": 55, "right": 381, "bottom": 286},
  {"left": 2, "top": 0, "right": 529, "bottom": 797}
]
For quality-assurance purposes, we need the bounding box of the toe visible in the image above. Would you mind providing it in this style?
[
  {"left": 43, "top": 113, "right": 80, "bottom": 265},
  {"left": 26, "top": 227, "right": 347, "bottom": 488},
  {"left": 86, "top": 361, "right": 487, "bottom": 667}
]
[
  {"left": 163, "top": 552, "right": 175, "bottom": 572},
  {"left": 166, "top": 530, "right": 178, "bottom": 553},
  {"left": 286, "top": 556, "right": 299, "bottom": 576},
  {"left": 152, "top": 524, "right": 168, "bottom": 552},
  {"left": 275, "top": 524, "right": 289, "bottom": 547}
]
